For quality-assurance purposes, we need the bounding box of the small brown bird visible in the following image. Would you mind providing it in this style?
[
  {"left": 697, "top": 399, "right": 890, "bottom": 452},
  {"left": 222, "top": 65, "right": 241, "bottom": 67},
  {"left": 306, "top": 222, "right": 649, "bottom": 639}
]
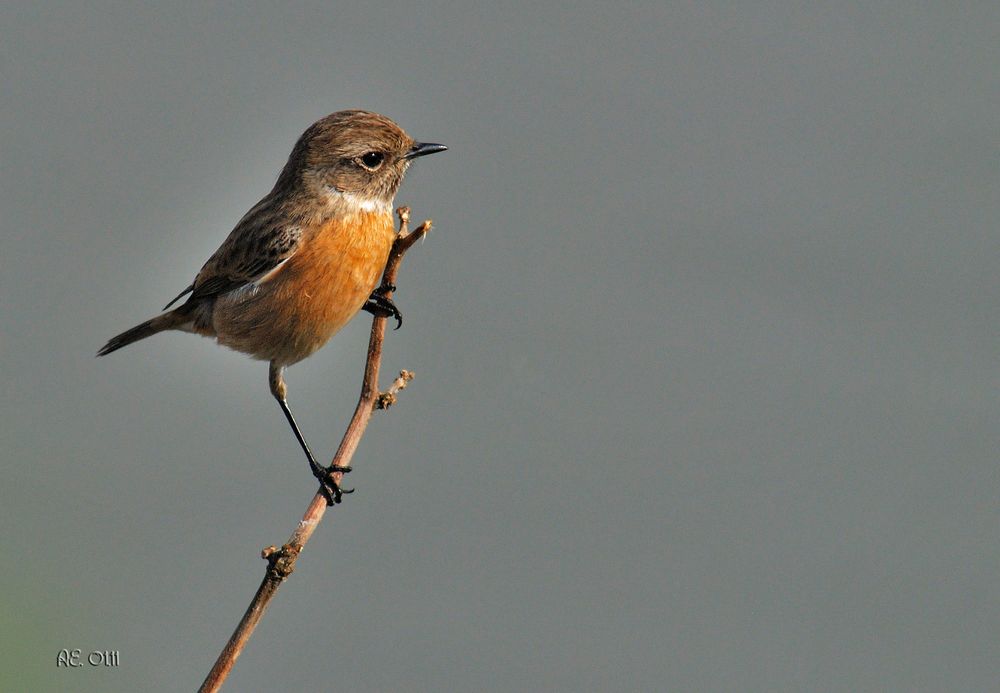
[{"left": 98, "top": 110, "right": 446, "bottom": 504}]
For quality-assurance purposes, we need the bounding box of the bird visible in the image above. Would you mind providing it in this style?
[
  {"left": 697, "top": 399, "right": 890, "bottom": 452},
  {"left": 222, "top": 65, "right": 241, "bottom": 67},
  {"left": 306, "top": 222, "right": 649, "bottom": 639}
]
[{"left": 97, "top": 110, "right": 447, "bottom": 504}]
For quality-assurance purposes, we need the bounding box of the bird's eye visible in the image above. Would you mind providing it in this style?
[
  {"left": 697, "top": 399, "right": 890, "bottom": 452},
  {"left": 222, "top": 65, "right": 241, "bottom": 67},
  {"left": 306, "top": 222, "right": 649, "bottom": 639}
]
[{"left": 359, "top": 151, "right": 384, "bottom": 170}]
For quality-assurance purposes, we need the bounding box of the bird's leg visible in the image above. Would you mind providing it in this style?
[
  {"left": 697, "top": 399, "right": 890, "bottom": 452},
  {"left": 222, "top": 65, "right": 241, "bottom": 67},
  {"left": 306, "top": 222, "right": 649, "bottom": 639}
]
[
  {"left": 269, "top": 362, "right": 353, "bottom": 505},
  {"left": 362, "top": 282, "right": 402, "bottom": 329}
]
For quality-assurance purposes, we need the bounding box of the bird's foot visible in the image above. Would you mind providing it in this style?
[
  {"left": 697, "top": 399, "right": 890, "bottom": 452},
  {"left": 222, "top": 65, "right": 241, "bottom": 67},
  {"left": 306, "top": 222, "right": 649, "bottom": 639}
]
[
  {"left": 314, "top": 464, "right": 354, "bottom": 506},
  {"left": 363, "top": 284, "right": 402, "bottom": 329}
]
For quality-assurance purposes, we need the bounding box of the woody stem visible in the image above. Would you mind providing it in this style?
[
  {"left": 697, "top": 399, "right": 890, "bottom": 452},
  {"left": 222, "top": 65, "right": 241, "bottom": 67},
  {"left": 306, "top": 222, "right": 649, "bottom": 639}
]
[{"left": 198, "top": 207, "right": 432, "bottom": 693}]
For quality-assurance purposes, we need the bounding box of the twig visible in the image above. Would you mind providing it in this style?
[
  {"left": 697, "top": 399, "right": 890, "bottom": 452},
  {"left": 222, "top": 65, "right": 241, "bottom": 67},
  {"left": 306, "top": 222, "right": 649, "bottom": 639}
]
[
  {"left": 198, "top": 207, "right": 432, "bottom": 693},
  {"left": 376, "top": 369, "right": 414, "bottom": 409}
]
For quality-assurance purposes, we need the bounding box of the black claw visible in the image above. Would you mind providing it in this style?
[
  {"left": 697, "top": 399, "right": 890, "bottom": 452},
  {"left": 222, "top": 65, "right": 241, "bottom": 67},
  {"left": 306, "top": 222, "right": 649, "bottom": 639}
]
[
  {"left": 315, "top": 465, "right": 354, "bottom": 506},
  {"left": 362, "top": 289, "right": 403, "bottom": 329},
  {"left": 319, "top": 484, "right": 337, "bottom": 506}
]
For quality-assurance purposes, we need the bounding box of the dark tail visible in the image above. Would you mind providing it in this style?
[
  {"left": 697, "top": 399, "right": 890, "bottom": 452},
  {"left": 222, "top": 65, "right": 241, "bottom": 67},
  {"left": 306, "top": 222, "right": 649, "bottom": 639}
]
[{"left": 97, "top": 310, "right": 188, "bottom": 357}]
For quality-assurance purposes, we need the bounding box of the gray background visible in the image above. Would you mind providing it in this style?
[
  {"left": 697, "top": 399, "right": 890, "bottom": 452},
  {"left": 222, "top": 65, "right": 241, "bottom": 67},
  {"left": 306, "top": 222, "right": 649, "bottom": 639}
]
[{"left": 2, "top": 3, "right": 997, "bottom": 692}]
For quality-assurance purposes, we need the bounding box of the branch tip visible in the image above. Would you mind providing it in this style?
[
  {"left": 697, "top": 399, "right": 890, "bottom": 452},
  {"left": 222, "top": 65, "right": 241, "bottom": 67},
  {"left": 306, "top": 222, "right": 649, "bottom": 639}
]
[{"left": 376, "top": 370, "right": 415, "bottom": 410}]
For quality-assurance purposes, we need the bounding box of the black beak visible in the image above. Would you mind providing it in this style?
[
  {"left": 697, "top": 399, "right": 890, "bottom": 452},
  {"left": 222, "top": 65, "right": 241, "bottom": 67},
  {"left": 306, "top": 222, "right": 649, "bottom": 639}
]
[{"left": 403, "top": 142, "right": 448, "bottom": 160}]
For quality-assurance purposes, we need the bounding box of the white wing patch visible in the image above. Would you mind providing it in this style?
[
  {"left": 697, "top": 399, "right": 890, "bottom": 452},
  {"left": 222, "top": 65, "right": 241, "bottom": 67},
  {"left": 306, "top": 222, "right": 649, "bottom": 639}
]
[
  {"left": 229, "top": 254, "right": 294, "bottom": 301},
  {"left": 256, "top": 255, "right": 292, "bottom": 284}
]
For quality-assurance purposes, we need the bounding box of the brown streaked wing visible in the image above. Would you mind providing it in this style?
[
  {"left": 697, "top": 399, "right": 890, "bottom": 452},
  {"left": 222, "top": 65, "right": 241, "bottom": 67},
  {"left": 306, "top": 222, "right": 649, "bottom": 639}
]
[{"left": 185, "top": 220, "right": 303, "bottom": 304}]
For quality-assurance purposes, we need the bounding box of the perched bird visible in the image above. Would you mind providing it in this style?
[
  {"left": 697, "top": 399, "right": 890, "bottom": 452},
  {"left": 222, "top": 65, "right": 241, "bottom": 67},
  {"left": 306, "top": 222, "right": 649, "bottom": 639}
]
[{"left": 98, "top": 110, "right": 447, "bottom": 504}]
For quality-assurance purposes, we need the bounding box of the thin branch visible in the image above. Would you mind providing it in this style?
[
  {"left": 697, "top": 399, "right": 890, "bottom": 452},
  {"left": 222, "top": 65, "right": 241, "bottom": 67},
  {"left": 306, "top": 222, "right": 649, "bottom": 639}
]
[
  {"left": 199, "top": 207, "right": 432, "bottom": 693},
  {"left": 376, "top": 369, "right": 414, "bottom": 410}
]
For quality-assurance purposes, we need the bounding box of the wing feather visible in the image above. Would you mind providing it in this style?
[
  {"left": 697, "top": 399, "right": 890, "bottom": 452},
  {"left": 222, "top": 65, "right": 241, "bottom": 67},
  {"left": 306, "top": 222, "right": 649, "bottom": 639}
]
[{"left": 179, "top": 201, "right": 303, "bottom": 305}]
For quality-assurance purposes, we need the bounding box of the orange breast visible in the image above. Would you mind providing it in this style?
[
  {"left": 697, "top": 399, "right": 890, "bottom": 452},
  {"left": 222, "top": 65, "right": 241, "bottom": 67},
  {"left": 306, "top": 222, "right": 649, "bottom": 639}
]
[{"left": 212, "top": 210, "right": 395, "bottom": 364}]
